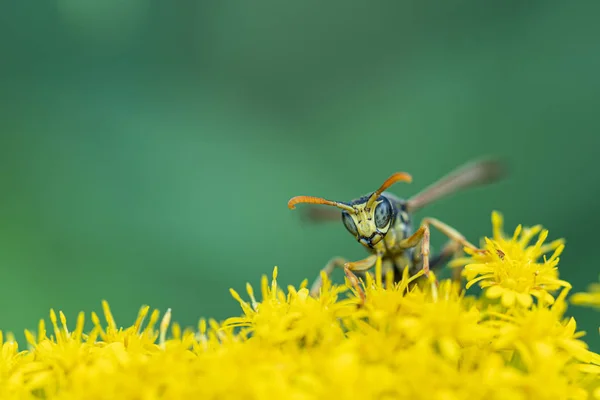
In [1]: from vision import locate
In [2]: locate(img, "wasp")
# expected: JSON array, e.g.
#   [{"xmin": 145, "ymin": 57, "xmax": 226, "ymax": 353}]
[{"xmin": 288, "ymin": 159, "xmax": 505, "ymax": 300}]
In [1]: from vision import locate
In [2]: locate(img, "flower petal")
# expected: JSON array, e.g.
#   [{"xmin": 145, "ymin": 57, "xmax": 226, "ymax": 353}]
[
  {"xmin": 501, "ymin": 290, "xmax": 516, "ymax": 308},
  {"xmin": 516, "ymin": 293, "xmax": 533, "ymax": 308},
  {"xmin": 485, "ymin": 285, "xmax": 504, "ymax": 299}
]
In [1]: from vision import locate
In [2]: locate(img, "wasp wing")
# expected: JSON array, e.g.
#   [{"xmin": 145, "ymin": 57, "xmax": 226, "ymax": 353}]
[
  {"xmin": 299, "ymin": 206, "xmax": 341, "ymax": 223},
  {"xmin": 406, "ymin": 158, "xmax": 506, "ymax": 212}
]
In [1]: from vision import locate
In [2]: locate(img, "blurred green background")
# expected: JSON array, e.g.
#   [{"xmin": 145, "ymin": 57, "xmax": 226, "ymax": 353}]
[{"xmin": 1, "ymin": 1, "xmax": 598, "ymax": 349}]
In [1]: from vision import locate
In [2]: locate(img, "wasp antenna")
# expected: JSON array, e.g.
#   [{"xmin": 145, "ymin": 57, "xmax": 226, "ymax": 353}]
[
  {"xmin": 366, "ymin": 172, "xmax": 412, "ymax": 209},
  {"xmin": 288, "ymin": 196, "xmax": 355, "ymax": 214}
]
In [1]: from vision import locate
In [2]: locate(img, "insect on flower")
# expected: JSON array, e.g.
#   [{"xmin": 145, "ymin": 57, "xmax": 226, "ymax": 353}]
[{"xmin": 288, "ymin": 159, "xmax": 506, "ymax": 301}]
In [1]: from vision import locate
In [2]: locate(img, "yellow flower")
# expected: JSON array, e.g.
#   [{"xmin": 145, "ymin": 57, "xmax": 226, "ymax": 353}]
[
  {"xmin": 451, "ymin": 211, "xmax": 571, "ymax": 308},
  {"xmin": 0, "ymin": 213, "xmax": 599, "ymax": 399},
  {"xmin": 487, "ymin": 289, "xmax": 600, "ymax": 368},
  {"xmin": 571, "ymin": 277, "xmax": 600, "ymax": 309},
  {"xmin": 354, "ymin": 265, "xmax": 495, "ymax": 364},
  {"xmin": 223, "ymin": 267, "xmax": 355, "ymax": 346}
]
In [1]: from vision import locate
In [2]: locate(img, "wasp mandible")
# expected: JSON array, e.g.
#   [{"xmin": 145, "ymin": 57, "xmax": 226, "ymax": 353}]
[{"xmin": 288, "ymin": 159, "xmax": 505, "ymax": 300}]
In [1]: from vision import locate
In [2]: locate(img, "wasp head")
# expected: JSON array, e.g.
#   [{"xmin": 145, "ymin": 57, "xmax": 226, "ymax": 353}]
[
  {"xmin": 288, "ymin": 172, "xmax": 411, "ymax": 249},
  {"xmin": 340, "ymin": 195, "xmax": 395, "ymax": 248}
]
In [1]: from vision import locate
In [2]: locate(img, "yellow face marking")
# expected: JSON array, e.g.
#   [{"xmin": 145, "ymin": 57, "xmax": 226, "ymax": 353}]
[{"xmin": 348, "ymin": 200, "xmax": 392, "ymax": 249}]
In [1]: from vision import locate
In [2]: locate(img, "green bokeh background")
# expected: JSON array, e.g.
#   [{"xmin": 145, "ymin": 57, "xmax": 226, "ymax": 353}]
[{"xmin": 1, "ymin": 1, "xmax": 598, "ymax": 350}]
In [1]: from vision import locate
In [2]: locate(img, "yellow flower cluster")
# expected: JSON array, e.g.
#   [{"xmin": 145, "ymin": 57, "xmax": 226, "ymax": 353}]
[{"xmin": 0, "ymin": 212, "xmax": 599, "ymax": 399}]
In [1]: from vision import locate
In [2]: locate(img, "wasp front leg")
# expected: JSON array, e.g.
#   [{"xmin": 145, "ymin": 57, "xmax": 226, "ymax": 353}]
[
  {"xmin": 342, "ymin": 254, "xmax": 380, "ymax": 302},
  {"xmin": 310, "ymin": 257, "xmax": 348, "ymax": 298},
  {"xmin": 309, "ymin": 254, "xmax": 380, "ymax": 301},
  {"xmin": 399, "ymin": 224, "xmax": 431, "ymax": 276}
]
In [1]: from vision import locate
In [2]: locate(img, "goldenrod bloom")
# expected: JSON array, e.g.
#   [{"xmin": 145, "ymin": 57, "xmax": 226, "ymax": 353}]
[
  {"xmin": 0, "ymin": 212, "xmax": 598, "ymax": 399},
  {"xmin": 452, "ymin": 211, "xmax": 571, "ymax": 308},
  {"xmin": 486, "ymin": 288, "xmax": 600, "ymax": 368}
]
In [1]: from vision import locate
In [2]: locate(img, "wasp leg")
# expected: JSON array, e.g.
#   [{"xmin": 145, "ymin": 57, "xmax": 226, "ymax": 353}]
[
  {"xmin": 414, "ymin": 217, "xmax": 482, "ymax": 277},
  {"xmin": 422, "ymin": 217, "xmax": 479, "ymax": 251},
  {"xmin": 309, "ymin": 257, "xmax": 348, "ymax": 298},
  {"xmin": 344, "ymin": 254, "xmax": 380, "ymax": 302},
  {"xmin": 398, "ymin": 225, "xmax": 431, "ymax": 276},
  {"xmin": 428, "ymin": 240, "xmax": 464, "ymax": 284}
]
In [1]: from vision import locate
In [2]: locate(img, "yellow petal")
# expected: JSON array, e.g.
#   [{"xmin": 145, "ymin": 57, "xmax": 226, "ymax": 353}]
[
  {"xmin": 486, "ymin": 285, "xmax": 504, "ymax": 299},
  {"xmin": 491, "ymin": 210, "xmax": 504, "ymax": 239},
  {"xmin": 545, "ymin": 242, "xmax": 565, "ymax": 261},
  {"xmin": 464, "ymin": 263, "xmax": 494, "ymax": 274},
  {"xmin": 466, "ymin": 274, "xmax": 492, "ymax": 290},
  {"xmin": 564, "ymin": 317, "xmax": 577, "ymax": 336},
  {"xmin": 448, "ymin": 257, "xmax": 471, "ymax": 268},
  {"xmin": 578, "ymin": 364, "xmax": 600, "ymax": 374},
  {"xmin": 512, "ymin": 224, "xmax": 522, "ymax": 241},
  {"xmin": 438, "ymin": 337, "xmax": 461, "ymax": 363},
  {"xmin": 533, "ymin": 342, "xmax": 555, "ymax": 359},
  {"xmin": 516, "ymin": 292, "xmax": 533, "ymax": 308},
  {"xmin": 561, "ymin": 339, "xmax": 594, "ymax": 363},
  {"xmin": 531, "ymin": 289, "xmax": 555, "ymax": 306},
  {"xmin": 501, "ymin": 290, "xmax": 516, "ymax": 308}
]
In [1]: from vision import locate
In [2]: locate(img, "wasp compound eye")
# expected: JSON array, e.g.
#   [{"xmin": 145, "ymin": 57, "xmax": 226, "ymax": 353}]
[
  {"xmin": 342, "ymin": 211, "xmax": 358, "ymax": 236},
  {"xmin": 374, "ymin": 197, "xmax": 392, "ymax": 229}
]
